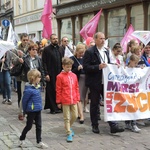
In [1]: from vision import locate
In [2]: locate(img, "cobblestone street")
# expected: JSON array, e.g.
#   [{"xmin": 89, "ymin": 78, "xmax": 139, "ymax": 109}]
[{"xmin": 0, "ymin": 91, "xmax": 150, "ymax": 150}]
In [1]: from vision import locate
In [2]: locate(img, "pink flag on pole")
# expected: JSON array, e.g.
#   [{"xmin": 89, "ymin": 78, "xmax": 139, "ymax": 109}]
[
  {"xmin": 41, "ymin": 0, "xmax": 52, "ymax": 39},
  {"xmin": 120, "ymin": 24, "xmax": 138, "ymax": 53},
  {"xmin": 80, "ymin": 9, "xmax": 102, "ymax": 40}
]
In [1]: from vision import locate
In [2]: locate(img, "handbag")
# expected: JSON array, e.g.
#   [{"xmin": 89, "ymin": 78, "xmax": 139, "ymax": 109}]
[{"xmin": 10, "ymin": 64, "xmax": 23, "ymax": 76}]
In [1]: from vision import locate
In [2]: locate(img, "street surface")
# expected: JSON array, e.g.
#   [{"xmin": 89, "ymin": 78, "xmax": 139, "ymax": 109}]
[{"xmin": 0, "ymin": 90, "xmax": 150, "ymax": 150}]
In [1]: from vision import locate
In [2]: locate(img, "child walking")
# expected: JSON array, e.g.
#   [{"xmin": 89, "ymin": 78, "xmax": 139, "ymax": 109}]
[
  {"xmin": 19, "ymin": 69, "xmax": 48, "ymax": 149},
  {"xmin": 125, "ymin": 54, "xmax": 141, "ymax": 132},
  {"xmin": 56, "ymin": 57, "xmax": 80, "ymax": 142}
]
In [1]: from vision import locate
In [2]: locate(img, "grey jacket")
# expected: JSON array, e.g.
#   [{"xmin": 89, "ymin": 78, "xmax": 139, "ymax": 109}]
[
  {"xmin": 0, "ymin": 51, "xmax": 12, "ymax": 71},
  {"xmin": 20, "ymin": 54, "xmax": 45, "ymax": 85}
]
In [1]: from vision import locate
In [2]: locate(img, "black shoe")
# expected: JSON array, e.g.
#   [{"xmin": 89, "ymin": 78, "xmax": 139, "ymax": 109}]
[
  {"xmin": 50, "ymin": 111, "xmax": 56, "ymax": 114},
  {"xmin": 110, "ymin": 125, "xmax": 124, "ymax": 134},
  {"xmin": 92, "ymin": 126, "xmax": 100, "ymax": 134},
  {"xmin": 79, "ymin": 120, "xmax": 84, "ymax": 124},
  {"xmin": 55, "ymin": 109, "xmax": 62, "ymax": 113}
]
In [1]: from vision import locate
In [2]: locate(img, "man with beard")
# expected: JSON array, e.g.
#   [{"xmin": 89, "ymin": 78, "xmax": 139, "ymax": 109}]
[{"xmin": 42, "ymin": 34, "xmax": 62, "ymax": 114}]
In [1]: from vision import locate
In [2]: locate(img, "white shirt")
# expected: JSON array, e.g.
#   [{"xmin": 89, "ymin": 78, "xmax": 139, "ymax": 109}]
[
  {"xmin": 97, "ymin": 47, "xmax": 108, "ymax": 63},
  {"xmin": 97, "ymin": 47, "xmax": 108, "ymax": 84}
]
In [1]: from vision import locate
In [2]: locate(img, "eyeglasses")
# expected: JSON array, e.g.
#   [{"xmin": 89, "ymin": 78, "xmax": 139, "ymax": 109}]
[{"xmin": 32, "ymin": 49, "xmax": 37, "ymax": 51}]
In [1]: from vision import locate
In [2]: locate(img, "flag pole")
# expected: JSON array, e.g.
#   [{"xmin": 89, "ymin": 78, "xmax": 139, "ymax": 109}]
[
  {"xmin": 0, "ymin": 54, "xmax": 5, "ymax": 72},
  {"xmin": 67, "ymin": 46, "xmax": 81, "ymax": 65},
  {"xmin": 73, "ymin": 56, "xmax": 81, "ymax": 66}
]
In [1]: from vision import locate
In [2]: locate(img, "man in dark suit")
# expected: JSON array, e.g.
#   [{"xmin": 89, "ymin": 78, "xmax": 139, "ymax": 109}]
[
  {"xmin": 83, "ymin": 32, "xmax": 124, "ymax": 134},
  {"xmin": 42, "ymin": 34, "xmax": 62, "ymax": 114}
]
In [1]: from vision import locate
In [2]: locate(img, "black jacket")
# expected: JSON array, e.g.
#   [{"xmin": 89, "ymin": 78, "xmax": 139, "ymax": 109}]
[
  {"xmin": 21, "ymin": 55, "xmax": 45, "ymax": 85},
  {"xmin": 70, "ymin": 56, "xmax": 84, "ymax": 81},
  {"xmin": 83, "ymin": 45, "xmax": 110, "ymax": 88}
]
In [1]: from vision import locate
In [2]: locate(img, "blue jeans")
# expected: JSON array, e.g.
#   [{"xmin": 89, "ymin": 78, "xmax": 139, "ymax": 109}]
[{"xmin": 0, "ymin": 70, "xmax": 11, "ymax": 99}]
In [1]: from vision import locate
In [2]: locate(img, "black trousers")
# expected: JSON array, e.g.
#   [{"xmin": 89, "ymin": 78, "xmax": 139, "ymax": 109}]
[
  {"xmin": 20, "ymin": 111, "xmax": 42, "ymax": 143},
  {"xmin": 44, "ymin": 81, "xmax": 58, "ymax": 112},
  {"xmin": 17, "ymin": 81, "xmax": 22, "ymax": 107},
  {"xmin": 89, "ymin": 84, "xmax": 116, "ymax": 127}
]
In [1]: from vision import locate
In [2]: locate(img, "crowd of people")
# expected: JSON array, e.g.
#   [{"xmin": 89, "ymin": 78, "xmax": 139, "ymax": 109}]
[{"xmin": 0, "ymin": 31, "xmax": 150, "ymax": 147}]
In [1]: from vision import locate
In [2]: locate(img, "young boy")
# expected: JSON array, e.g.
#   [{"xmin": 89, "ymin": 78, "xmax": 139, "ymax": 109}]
[
  {"xmin": 56, "ymin": 57, "xmax": 80, "ymax": 142},
  {"xmin": 19, "ymin": 69, "xmax": 48, "ymax": 149}
]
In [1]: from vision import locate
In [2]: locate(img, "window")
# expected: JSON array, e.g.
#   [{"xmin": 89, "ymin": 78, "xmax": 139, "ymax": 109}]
[
  {"xmin": 97, "ymin": 12, "xmax": 104, "ymax": 33},
  {"xmin": 61, "ymin": 18, "xmax": 72, "ymax": 40},
  {"xmin": 82, "ymin": 13, "xmax": 94, "ymax": 27},
  {"xmin": 34, "ymin": 0, "xmax": 37, "ymax": 9},
  {"xmin": 75, "ymin": 17, "xmax": 80, "ymax": 45},
  {"xmin": 107, "ymin": 8, "xmax": 126, "ymax": 48},
  {"xmin": 131, "ymin": 5, "xmax": 144, "ymax": 30}
]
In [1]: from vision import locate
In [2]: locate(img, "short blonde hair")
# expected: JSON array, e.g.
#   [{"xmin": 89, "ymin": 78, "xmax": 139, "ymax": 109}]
[
  {"xmin": 74, "ymin": 44, "xmax": 86, "ymax": 57},
  {"xmin": 131, "ymin": 46, "xmax": 141, "ymax": 54},
  {"xmin": 129, "ymin": 54, "xmax": 139, "ymax": 63},
  {"xmin": 62, "ymin": 57, "xmax": 74, "ymax": 65},
  {"xmin": 27, "ymin": 69, "xmax": 41, "ymax": 83}
]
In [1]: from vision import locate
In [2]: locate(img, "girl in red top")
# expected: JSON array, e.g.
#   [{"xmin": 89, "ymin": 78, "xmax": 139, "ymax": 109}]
[{"xmin": 56, "ymin": 57, "xmax": 80, "ymax": 142}]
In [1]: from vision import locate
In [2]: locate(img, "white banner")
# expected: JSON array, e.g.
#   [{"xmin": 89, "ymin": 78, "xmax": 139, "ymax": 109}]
[
  {"xmin": 0, "ymin": 40, "xmax": 15, "ymax": 59},
  {"xmin": 131, "ymin": 30, "xmax": 150, "ymax": 46},
  {"xmin": 103, "ymin": 64, "xmax": 150, "ymax": 121},
  {"xmin": 64, "ymin": 46, "xmax": 73, "ymax": 57}
]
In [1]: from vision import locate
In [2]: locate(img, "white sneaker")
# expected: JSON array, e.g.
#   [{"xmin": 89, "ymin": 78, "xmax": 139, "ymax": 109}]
[
  {"xmin": 2, "ymin": 99, "xmax": 7, "ymax": 104},
  {"xmin": 36, "ymin": 142, "xmax": 48, "ymax": 149},
  {"xmin": 19, "ymin": 140, "xmax": 27, "ymax": 148},
  {"xmin": 131, "ymin": 125, "xmax": 141, "ymax": 133},
  {"xmin": 84, "ymin": 107, "xmax": 89, "ymax": 113},
  {"xmin": 125, "ymin": 123, "xmax": 132, "ymax": 130},
  {"xmin": 7, "ymin": 99, "xmax": 12, "ymax": 105}
]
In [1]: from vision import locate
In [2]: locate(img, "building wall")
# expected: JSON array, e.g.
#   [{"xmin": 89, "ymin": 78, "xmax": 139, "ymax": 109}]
[
  {"xmin": 0, "ymin": 0, "xmax": 14, "ymax": 40},
  {"xmin": 13, "ymin": 0, "xmax": 58, "ymax": 41},
  {"xmin": 149, "ymin": 5, "xmax": 150, "ymax": 29},
  {"xmin": 55, "ymin": 0, "xmax": 150, "ymax": 47}
]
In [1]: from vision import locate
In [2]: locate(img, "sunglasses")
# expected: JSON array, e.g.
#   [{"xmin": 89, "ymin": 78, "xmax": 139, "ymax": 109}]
[{"xmin": 23, "ymin": 39, "xmax": 28, "ymax": 41}]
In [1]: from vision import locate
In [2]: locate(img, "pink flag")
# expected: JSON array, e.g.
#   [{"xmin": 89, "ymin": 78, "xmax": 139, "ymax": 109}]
[
  {"xmin": 121, "ymin": 24, "xmax": 138, "ymax": 53},
  {"xmin": 41, "ymin": 0, "xmax": 52, "ymax": 39},
  {"xmin": 80, "ymin": 9, "xmax": 102, "ymax": 40}
]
